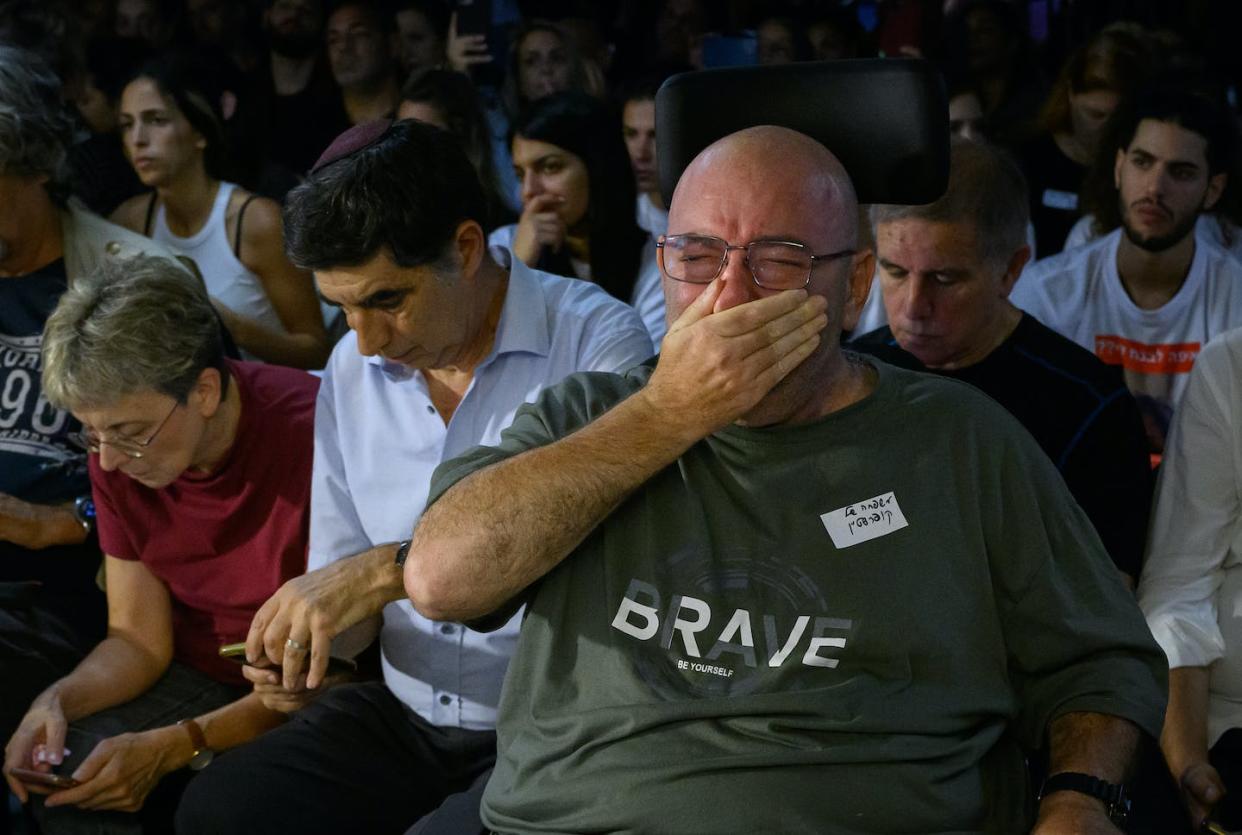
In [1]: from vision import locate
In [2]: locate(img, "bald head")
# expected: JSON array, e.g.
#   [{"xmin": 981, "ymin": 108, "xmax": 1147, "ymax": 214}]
[
  {"xmin": 659, "ymin": 125, "xmax": 875, "ymax": 426},
  {"xmin": 670, "ymin": 126, "xmax": 859, "ymax": 247}
]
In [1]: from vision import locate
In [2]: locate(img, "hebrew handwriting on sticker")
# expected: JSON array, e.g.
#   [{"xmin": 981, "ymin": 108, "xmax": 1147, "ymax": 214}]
[{"xmin": 820, "ymin": 492, "xmax": 909, "ymax": 549}]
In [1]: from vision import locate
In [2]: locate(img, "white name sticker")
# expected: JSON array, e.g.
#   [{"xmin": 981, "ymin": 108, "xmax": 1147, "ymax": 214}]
[{"xmin": 820, "ymin": 492, "xmax": 909, "ymax": 549}]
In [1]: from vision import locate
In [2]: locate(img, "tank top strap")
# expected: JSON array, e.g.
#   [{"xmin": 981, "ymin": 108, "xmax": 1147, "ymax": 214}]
[
  {"xmin": 143, "ymin": 192, "xmax": 157, "ymax": 236},
  {"xmin": 209, "ymin": 182, "xmax": 236, "ymax": 231},
  {"xmin": 152, "ymin": 181, "xmax": 236, "ymax": 248}
]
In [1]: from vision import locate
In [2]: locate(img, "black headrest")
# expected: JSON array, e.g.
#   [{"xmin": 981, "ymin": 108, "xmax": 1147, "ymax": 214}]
[{"xmin": 656, "ymin": 59, "xmax": 949, "ymax": 207}]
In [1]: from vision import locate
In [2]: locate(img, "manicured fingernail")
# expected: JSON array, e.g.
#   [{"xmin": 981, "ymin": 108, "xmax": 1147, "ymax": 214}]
[{"xmin": 34, "ymin": 750, "xmax": 46, "ymax": 763}]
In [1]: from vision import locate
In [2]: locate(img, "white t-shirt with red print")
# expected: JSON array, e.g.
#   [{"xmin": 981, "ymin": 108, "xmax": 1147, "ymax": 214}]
[{"xmin": 1011, "ymin": 228, "xmax": 1242, "ymax": 453}]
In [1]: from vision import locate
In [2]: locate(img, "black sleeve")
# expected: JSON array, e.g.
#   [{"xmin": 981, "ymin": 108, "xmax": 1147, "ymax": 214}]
[{"xmin": 1059, "ymin": 385, "xmax": 1154, "ymax": 579}]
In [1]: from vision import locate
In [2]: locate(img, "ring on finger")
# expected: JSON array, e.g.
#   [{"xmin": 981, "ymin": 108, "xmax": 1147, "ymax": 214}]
[{"xmin": 285, "ymin": 637, "xmax": 307, "ymax": 653}]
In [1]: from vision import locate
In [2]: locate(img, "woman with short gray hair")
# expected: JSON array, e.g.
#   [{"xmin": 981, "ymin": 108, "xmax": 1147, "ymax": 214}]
[
  {"xmin": 5, "ymin": 254, "xmax": 322, "ymax": 834},
  {"xmin": 42, "ymin": 254, "xmax": 228, "ymax": 415}
]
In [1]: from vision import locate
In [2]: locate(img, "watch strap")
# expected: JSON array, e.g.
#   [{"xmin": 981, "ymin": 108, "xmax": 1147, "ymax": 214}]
[
  {"xmin": 1039, "ymin": 771, "xmax": 1129, "ymax": 824},
  {"xmin": 394, "ymin": 539, "xmax": 412, "ymax": 567},
  {"xmin": 177, "ymin": 717, "xmax": 212, "ymax": 770}
]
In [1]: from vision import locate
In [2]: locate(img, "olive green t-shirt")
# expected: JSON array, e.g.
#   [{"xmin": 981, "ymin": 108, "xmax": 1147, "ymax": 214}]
[{"xmin": 428, "ymin": 359, "xmax": 1167, "ymax": 835}]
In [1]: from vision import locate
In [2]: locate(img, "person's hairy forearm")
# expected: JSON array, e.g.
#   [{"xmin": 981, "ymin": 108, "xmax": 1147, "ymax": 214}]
[
  {"xmin": 407, "ymin": 389, "xmax": 696, "ymax": 622},
  {"xmin": 407, "ymin": 283, "xmax": 829, "ymax": 622},
  {"xmin": 1047, "ymin": 711, "xmax": 1142, "ymax": 782},
  {"xmin": 40, "ymin": 635, "xmax": 168, "ymax": 722}
]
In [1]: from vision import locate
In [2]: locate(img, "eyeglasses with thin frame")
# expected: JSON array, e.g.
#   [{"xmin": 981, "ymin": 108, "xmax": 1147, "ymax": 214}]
[
  {"xmin": 656, "ymin": 234, "xmax": 857, "ymax": 290},
  {"xmin": 70, "ymin": 400, "xmax": 180, "ymax": 459}
]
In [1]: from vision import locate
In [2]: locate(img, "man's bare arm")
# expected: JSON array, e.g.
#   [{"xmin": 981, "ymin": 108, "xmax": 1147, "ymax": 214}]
[
  {"xmin": 1033, "ymin": 711, "xmax": 1142, "ymax": 833},
  {"xmin": 406, "ymin": 280, "xmax": 828, "ymax": 623}
]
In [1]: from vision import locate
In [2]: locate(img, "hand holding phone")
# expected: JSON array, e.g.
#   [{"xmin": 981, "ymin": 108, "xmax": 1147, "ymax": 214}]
[
  {"xmin": 3, "ymin": 695, "xmax": 71, "ymax": 803},
  {"xmin": 8, "ymin": 766, "xmax": 79, "ymax": 791},
  {"xmin": 447, "ymin": 8, "xmax": 492, "ymax": 75},
  {"xmin": 218, "ymin": 642, "xmax": 357, "ymax": 677}
]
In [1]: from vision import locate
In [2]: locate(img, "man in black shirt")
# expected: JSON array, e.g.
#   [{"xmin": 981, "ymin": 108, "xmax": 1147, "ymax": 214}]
[
  {"xmin": 0, "ymin": 46, "xmax": 191, "ymax": 748},
  {"xmin": 259, "ymin": 0, "xmax": 350, "ymax": 179},
  {"xmin": 854, "ymin": 137, "xmax": 1152, "ymax": 586}
]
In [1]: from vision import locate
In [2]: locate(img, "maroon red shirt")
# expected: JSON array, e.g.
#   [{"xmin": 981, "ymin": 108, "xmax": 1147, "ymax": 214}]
[{"xmin": 91, "ymin": 360, "xmax": 318, "ymax": 685}]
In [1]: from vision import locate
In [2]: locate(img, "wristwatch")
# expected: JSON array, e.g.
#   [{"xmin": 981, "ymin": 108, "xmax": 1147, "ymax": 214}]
[
  {"xmin": 72, "ymin": 495, "xmax": 95, "ymax": 534},
  {"xmin": 177, "ymin": 718, "xmax": 213, "ymax": 771},
  {"xmin": 394, "ymin": 539, "xmax": 412, "ymax": 567},
  {"xmin": 1038, "ymin": 772, "xmax": 1130, "ymax": 827}
]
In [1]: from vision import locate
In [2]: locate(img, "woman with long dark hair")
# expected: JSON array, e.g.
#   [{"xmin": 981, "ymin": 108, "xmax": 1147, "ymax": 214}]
[
  {"xmin": 110, "ymin": 54, "xmax": 329, "ymax": 369},
  {"xmin": 490, "ymin": 91, "xmax": 664, "ymax": 347}
]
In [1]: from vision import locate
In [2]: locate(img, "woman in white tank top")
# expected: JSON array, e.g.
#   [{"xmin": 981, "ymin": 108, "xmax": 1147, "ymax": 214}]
[{"xmin": 110, "ymin": 55, "xmax": 329, "ymax": 369}]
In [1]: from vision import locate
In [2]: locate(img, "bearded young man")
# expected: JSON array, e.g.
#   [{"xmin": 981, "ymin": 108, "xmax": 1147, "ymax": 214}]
[{"xmin": 1012, "ymin": 84, "xmax": 1242, "ymax": 456}]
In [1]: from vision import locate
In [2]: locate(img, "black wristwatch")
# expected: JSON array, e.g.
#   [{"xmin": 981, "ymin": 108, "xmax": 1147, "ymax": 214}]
[
  {"xmin": 394, "ymin": 539, "xmax": 412, "ymax": 567},
  {"xmin": 1039, "ymin": 772, "xmax": 1130, "ymax": 827},
  {"xmin": 73, "ymin": 495, "xmax": 96, "ymax": 534}
]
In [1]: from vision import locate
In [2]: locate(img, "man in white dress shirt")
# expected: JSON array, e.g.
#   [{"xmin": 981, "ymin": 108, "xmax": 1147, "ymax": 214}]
[{"xmin": 175, "ymin": 119, "xmax": 652, "ymax": 834}]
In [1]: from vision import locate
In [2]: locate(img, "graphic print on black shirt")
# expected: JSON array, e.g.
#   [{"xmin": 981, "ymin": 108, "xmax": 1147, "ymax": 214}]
[{"xmin": 0, "ymin": 258, "xmax": 88, "ymax": 503}]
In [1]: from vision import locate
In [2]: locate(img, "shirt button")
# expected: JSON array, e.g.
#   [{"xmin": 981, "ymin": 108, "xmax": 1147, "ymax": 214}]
[
  {"xmin": 439, "ymin": 694, "xmax": 452, "ymax": 706},
  {"xmin": 105, "ymin": 241, "xmax": 122, "ymax": 255},
  {"xmin": 440, "ymin": 624, "xmax": 455, "ymax": 635}
]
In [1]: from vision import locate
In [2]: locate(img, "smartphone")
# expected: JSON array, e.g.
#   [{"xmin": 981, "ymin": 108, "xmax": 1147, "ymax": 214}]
[
  {"xmin": 8, "ymin": 767, "xmax": 79, "ymax": 789},
  {"xmin": 455, "ymin": 0, "xmax": 502, "ymax": 88},
  {"xmin": 455, "ymin": 0, "xmax": 490, "ymax": 37},
  {"xmin": 1206, "ymin": 821, "xmax": 1242, "ymax": 835},
  {"xmin": 218, "ymin": 642, "xmax": 357, "ymax": 677}
]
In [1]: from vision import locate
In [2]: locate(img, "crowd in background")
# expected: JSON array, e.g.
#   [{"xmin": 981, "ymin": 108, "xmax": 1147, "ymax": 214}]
[{"xmin": 11, "ymin": 0, "xmax": 1242, "ymax": 246}]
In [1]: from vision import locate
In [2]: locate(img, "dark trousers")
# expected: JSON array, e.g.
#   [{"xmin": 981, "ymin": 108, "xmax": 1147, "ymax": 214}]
[
  {"xmin": 28, "ymin": 663, "xmax": 240, "ymax": 835},
  {"xmin": 406, "ymin": 768, "xmax": 491, "ymax": 835},
  {"xmin": 0, "ymin": 585, "xmax": 94, "ymax": 745},
  {"xmin": 174, "ymin": 681, "xmax": 496, "ymax": 835}
]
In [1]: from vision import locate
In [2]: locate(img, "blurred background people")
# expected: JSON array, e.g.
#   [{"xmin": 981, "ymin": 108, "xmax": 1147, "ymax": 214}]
[
  {"xmin": 110, "ymin": 54, "xmax": 330, "ymax": 369},
  {"xmin": 393, "ymin": 0, "xmax": 448, "ymax": 78},
  {"xmin": 257, "ymin": 0, "xmax": 350, "ymax": 184},
  {"xmin": 326, "ymin": 0, "xmax": 401, "ymax": 125},
  {"xmin": 491, "ymin": 91, "xmax": 662, "ymax": 349},
  {"xmin": 112, "ymin": 0, "xmax": 177, "ymax": 49},
  {"xmin": 755, "ymin": 15, "xmax": 811, "ymax": 65},
  {"xmin": 1018, "ymin": 23, "xmax": 1152, "ymax": 256},
  {"xmin": 947, "ymin": 79, "xmax": 988, "ymax": 140},
  {"xmin": 397, "ymin": 68, "xmax": 514, "ymax": 229},
  {"xmin": 942, "ymin": 0, "xmax": 1048, "ymax": 147},
  {"xmin": 620, "ymin": 76, "xmax": 667, "ymax": 239},
  {"xmin": 501, "ymin": 20, "xmax": 600, "ymax": 125}
]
